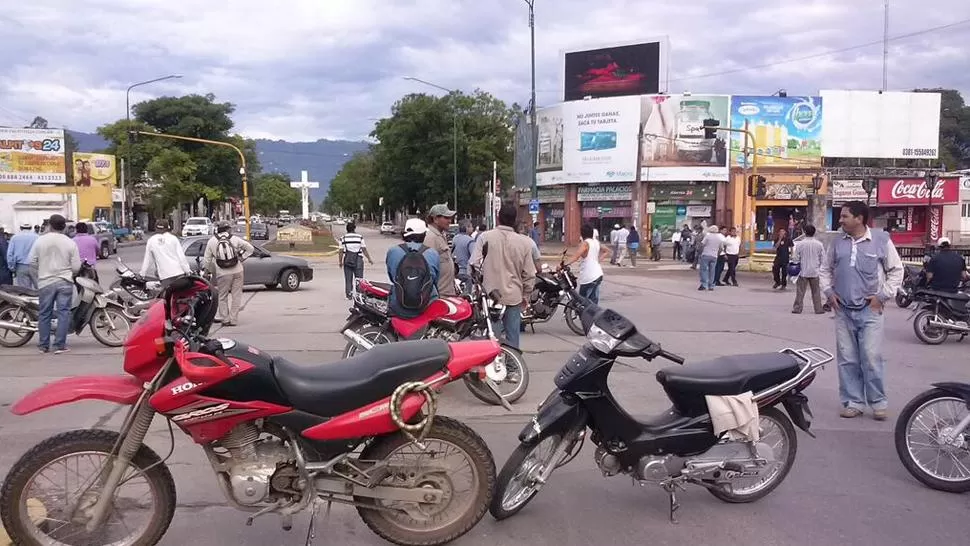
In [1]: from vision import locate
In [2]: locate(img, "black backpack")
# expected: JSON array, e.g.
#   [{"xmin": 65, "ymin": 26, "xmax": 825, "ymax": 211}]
[
  {"xmin": 215, "ymin": 233, "xmax": 239, "ymax": 269},
  {"xmin": 394, "ymin": 244, "xmax": 433, "ymax": 312}
]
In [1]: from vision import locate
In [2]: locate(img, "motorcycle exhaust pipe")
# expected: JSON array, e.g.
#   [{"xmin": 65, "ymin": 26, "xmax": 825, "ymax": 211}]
[
  {"xmin": 0, "ymin": 320, "xmax": 37, "ymax": 334},
  {"xmin": 342, "ymin": 328, "xmax": 375, "ymax": 350},
  {"xmin": 928, "ymin": 319, "xmax": 970, "ymax": 333}
]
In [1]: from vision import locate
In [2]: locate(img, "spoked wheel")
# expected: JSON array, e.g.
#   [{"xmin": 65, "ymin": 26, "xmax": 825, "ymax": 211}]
[
  {"xmin": 563, "ymin": 305, "xmax": 584, "ymax": 336},
  {"xmin": 896, "ymin": 292, "xmax": 913, "ymax": 308},
  {"xmin": 894, "ymin": 388, "xmax": 970, "ymax": 493},
  {"xmin": 490, "ymin": 431, "xmax": 576, "ymax": 520},
  {"xmin": 355, "ymin": 416, "xmax": 495, "ymax": 546},
  {"xmin": 0, "ymin": 429, "xmax": 176, "ymax": 546},
  {"xmin": 0, "ymin": 305, "xmax": 34, "ymax": 348},
  {"xmin": 913, "ymin": 310, "xmax": 948, "ymax": 345},
  {"xmin": 462, "ymin": 345, "xmax": 530, "ymax": 405},
  {"xmin": 89, "ymin": 307, "xmax": 132, "ymax": 347},
  {"xmin": 342, "ymin": 325, "xmax": 395, "ymax": 358},
  {"xmin": 707, "ymin": 406, "xmax": 798, "ymax": 503}
]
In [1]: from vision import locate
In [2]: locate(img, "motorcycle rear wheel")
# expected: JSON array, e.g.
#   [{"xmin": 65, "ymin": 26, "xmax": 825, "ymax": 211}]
[
  {"xmin": 895, "ymin": 388, "xmax": 970, "ymax": 493},
  {"xmin": 462, "ymin": 345, "xmax": 530, "ymax": 405},
  {"xmin": 913, "ymin": 310, "xmax": 948, "ymax": 345},
  {"xmin": 355, "ymin": 416, "xmax": 495, "ymax": 546},
  {"xmin": 0, "ymin": 429, "xmax": 176, "ymax": 546},
  {"xmin": 0, "ymin": 304, "xmax": 34, "ymax": 348},
  {"xmin": 342, "ymin": 324, "xmax": 395, "ymax": 358}
]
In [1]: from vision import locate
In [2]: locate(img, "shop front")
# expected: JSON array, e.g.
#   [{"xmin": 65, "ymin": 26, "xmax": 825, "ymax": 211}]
[
  {"xmin": 874, "ymin": 177, "xmax": 959, "ymax": 246},
  {"xmin": 518, "ymin": 186, "xmax": 567, "ymax": 242},
  {"xmin": 829, "ymin": 179, "xmax": 873, "ymax": 230},
  {"xmin": 648, "ymin": 182, "xmax": 717, "ymax": 240},
  {"xmin": 577, "ymin": 183, "xmax": 633, "ymax": 241},
  {"xmin": 751, "ymin": 172, "xmax": 816, "ymax": 251}
]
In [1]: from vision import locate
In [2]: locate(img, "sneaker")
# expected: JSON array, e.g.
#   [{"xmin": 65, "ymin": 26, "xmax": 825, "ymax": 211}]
[
  {"xmin": 872, "ymin": 409, "xmax": 888, "ymax": 421},
  {"xmin": 698, "ymin": 286, "xmax": 705, "ymax": 291},
  {"xmin": 38, "ymin": 347, "xmax": 49, "ymax": 354},
  {"xmin": 792, "ymin": 309, "xmax": 802, "ymax": 314},
  {"xmin": 54, "ymin": 348, "xmax": 70, "ymax": 355},
  {"xmin": 840, "ymin": 407, "xmax": 863, "ymax": 418}
]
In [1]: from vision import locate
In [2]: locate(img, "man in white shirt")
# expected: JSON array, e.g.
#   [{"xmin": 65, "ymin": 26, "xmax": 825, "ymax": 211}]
[
  {"xmin": 720, "ymin": 227, "xmax": 742, "ymax": 286},
  {"xmin": 614, "ymin": 225, "xmax": 630, "ymax": 266},
  {"xmin": 140, "ymin": 219, "xmax": 192, "ymax": 288},
  {"xmin": 609, "ymin": 225, "xmax": 620, "ymax": 264},
  {"xmin": 671, "ymin": 229, "xmax": 683, "ymax": 261}
]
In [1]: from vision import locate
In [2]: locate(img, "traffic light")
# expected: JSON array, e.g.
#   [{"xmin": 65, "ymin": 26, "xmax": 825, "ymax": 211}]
[
  {"xmin": 703, "ymin": 119, "xmax": 720, "ymax": 139},
  {"xmin": 747, "ymin": 175, "xmax": 767, "ymax": 198},
  {"xmin": 127, "ymin": 130, "xmax": 139, "ymax": 143}
]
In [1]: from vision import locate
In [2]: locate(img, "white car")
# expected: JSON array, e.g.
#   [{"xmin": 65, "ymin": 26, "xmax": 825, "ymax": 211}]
[
  {"xmin": 334, "ymin": 218, "xmax": 346, "ymax": 225},
  {"xmin": 379, "ymin": 222, "xmax": 396, "ymax": 235},
  {"xmin": 181, "ymin": 217, "xmax": 213, "ymax": 237}
]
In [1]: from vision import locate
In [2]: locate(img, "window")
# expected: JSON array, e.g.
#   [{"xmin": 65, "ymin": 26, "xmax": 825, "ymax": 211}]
[
  {"xmin": 962, "ymin": 203, "xmax": 970, "ymax": 218},
  {"xmin": 185, "ymin": 241, "xmax": 205, "ymax": 256}
]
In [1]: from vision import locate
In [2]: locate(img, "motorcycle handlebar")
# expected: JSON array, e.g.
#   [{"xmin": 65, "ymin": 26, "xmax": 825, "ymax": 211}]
[{"xmin": 658, "ymin": 350, "xmax": 685, "ymax": 365}]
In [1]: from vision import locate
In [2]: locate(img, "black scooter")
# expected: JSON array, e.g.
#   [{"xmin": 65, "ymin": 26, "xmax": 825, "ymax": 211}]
[{"xmin": 490, "ymin": 297, "xmax": 833, "ymax": 523}]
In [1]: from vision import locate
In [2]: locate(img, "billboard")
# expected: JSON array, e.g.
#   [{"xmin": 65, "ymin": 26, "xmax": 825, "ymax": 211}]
[
  {"xmin": 562, "ymin": 38, "xmax": 667, "ymax": 101},
  {"xmin": 72, "ymin": 153, "xmax": 117, "ymax": 187},
  {"xmin": 535, "ymin": 104, "xmax": 565, "ymax": 186},
  {"xmin": 0, "ymin": 128, "xmax": 67, "ymax": 184},
  {"xmin": 640, "ymin": 94, "xmax": 730, "ymax": 181},
  {"xmin": 830, "ymin": 180, "xmax": 872, "ymax": 204},
  {"xmin": 821, "ymin": 90, "xmax": 941, "ymax": 159},
  {"xmin": 560, "ymin": 95, "xmax": 640, "ymax": 183},
  {"xmin": 876, "ymin": 177, "xmax": 959, "ymax": 206},
  {"xmin": 729, "ymin": 96, "xmax": 822, "ymax": 168}
]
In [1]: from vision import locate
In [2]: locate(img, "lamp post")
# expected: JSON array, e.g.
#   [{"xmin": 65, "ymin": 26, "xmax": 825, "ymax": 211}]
[
  {"xmin": 403, "ymin": 77, "xmax": 459, "ymax": 211},
  {"xmin": 924, "ymin": 170, "xmax": 940, "ymax": 244},
  {"xmin": 811, "ymin": 173, "xmax": 824, "ymax": 194},
  {"xmin": 124, "ymin": 74, "xmax": 182, "ymax": 227},
  {"xmin": 861, "ymin": 177, "xmax": 877, "ymax": 207},
  {"xmin": 524, "ymin": 0, "xmax": 537, "ymax": 201}
]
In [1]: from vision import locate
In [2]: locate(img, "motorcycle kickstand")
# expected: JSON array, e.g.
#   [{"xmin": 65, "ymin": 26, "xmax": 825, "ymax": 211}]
[
  {"xmin": 662, "ymin": 482, "xmax": 686, "ymax": 524},
  {"xmin": 304, "ymin": 498, "xmax": 331, "ymax": 546}
]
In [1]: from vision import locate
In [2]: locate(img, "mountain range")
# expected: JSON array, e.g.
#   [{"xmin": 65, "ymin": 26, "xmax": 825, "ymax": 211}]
[{"xmin": 68, "ymin": 130, "xmax": 369, "ymax": 203}]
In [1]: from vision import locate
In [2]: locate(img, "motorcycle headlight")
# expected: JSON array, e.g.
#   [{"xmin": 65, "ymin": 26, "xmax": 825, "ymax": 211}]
[{"xmin": 587, "ymin": 324, "xmax": 620, "ymax": 354}]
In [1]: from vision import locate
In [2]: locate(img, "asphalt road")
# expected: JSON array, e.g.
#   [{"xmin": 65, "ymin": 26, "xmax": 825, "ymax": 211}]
[{"xmin": 1, "ymin": 225, "xmax": 968, "ymax": 545}]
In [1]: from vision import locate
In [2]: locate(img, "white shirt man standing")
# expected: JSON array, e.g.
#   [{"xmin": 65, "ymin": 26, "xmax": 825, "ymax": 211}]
[
  {"xmin": 203, "ymin": 222, "xmax": 254, "ymax": 326},
  {"xmin": 614, "ymin": 225, "xmax": 630, "ymax": 266},
  {"xmin": 140, "ymin": 219, "xmax": 192, "ymax": 287}
]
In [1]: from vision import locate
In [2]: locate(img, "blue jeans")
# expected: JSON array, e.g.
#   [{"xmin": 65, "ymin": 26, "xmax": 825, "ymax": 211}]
[
  {"xmin": 835, "ymin": 305, "xmax": 887, "ymax": 411},
  {"xmin": 579, "ymin": 276, "xmax": 603, "ymax": 304},
  {"xmin": 698, "ymin": 255, "xmax": 717, "ymax": 289},
  {"xmin": 499, "ymin": 304, "xmax": 522, "ymax": 350},
  {"xmin": 38, "ymin": 280, "xmax": 74, "ymax": 351},
  {"xmin": 14, "ymin": 264, "xmax": 36, "ymax": 289}
]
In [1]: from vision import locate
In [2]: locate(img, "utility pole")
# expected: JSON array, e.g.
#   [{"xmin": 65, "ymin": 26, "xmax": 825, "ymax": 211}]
[
  {"xmin": 525, "ymin": 0, "xmax": 538, "ymax": 201},
  {"xmin": 882, "ymin": 0, "xmax": 889, "ymax": 91}
]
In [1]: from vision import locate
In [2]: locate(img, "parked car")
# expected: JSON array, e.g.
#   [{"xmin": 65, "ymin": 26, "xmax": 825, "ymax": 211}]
[
  {"xmin": 334, "ymin": 218, "xmax": 346, "ymax": 226},
  {"xmin": 379, "ymin": 221, "xmax": 397, "ymax": 235},
  {"xmin": 64, "ymin": 221, "xmax": 118, "ymax": 259},
  {"xmin": 249, "ymin": 222, "xmax": 270, "ymax": 240},
  {"xmin": 180, "ymin": 236, "xmax": 313, "ymax": 291},
  {"xmin": 181, "ymin": 217, "xmax": 213, "ymax": 237},
  {"xmin": 93, "ymin": 220, "xmax": 130, "ymax": 241}
]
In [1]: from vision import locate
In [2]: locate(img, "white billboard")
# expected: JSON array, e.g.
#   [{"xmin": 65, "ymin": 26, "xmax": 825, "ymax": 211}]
[
  {"xmin": 820, "ymin": 90, "xmax": 941, "ymax": 159},
  {"xmin": 0, "ymin": 127, "xmax": 67, "ymax": 184},
  {"xmin": 560, "ymin": 95, "xmax": 640, "ymax": 183}
]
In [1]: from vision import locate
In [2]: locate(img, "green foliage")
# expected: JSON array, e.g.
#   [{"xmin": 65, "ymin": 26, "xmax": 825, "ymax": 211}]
[
  {"xmin": 326, "ymin": 90, "xmax": 514, "ymax": 216},
  {"xmin": 250, "ymin": 173, "xmax": 302, "ymax": 215}
]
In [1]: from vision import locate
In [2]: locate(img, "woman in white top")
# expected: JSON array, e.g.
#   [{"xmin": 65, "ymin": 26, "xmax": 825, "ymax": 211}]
[{"xmin": 564, "ymin": 224, "xmax": 611, "ymax": 304}]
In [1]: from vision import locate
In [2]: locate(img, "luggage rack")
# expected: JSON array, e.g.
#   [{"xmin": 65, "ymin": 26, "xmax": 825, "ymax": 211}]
[
  {"xmin": 781, "ymin": 347, "xmax": 834, "ymax": 368},
  {"xmin": 351, "ymin": 280, "xmax": 389, "ymax": 315}
]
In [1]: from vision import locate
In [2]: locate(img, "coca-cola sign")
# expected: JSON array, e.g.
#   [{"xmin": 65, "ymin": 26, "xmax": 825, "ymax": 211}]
[{"xmin": 876, "ymin": 177, "xmax": 959, "ymax": 206}]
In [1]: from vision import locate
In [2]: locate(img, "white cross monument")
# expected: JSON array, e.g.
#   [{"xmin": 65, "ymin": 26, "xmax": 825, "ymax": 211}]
[{"xmin": 290, "ymin": 170, "xmax": 320, "ymax": 220}]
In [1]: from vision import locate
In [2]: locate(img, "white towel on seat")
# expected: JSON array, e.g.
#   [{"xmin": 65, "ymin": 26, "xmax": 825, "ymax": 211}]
[{"xmin": 705, "ymin": 392, "xmax": 760, "ymax": 442}]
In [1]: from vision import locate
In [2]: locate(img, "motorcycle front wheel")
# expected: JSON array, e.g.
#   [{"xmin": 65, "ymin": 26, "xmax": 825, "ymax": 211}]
[
  {"xmin": 490, "ymin": 432, "xmax": 572, "ymax": 520},
  {"xmin": 462, "ymin": 345, "xmax": 530, "ymax": 405},
  {"xmin": 895, "ymin": 291, "xmax": 913, "ymax": 308},
  {"xmin": 913, "ymin": 310, "xmax": 948, "ymax": 345},
  {"xmin": 895, "ymin": 388, "xmax": 970, "ymax": 493},
  {"xmin": 89, "ymin": 307, "xmax": 132, "ymax": 347},
  {"xmin": 0, "ymin": 304, "xmax": 34, "ymax": 348},
  {"xmin": 342, "ymin": 324, "xmax": 395, "ymax": 358},
  {"xmin": 0, "ymin": 429, "xmax": 176, "ymax": 546},
  {"xmin": 563, "ymin": 304, "xmax": 584, "ymax": 336}
]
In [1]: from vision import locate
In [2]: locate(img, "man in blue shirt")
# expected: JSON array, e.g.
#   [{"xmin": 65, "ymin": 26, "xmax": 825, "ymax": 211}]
[
  {"xmin": 451, "ymin": 221, "xmax": 474, "ymax": 290},
  {"xmin": 385, "ymin": 218, "xmax": 441, "ymax": 318},
  {"xmin": 7, "ymin": 223, "xmax": 39, "ymax": 288}
]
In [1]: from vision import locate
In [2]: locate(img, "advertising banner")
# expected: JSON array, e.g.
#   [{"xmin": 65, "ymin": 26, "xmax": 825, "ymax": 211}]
[
  {"xmin": 536, "ymin": 104, "xmax": 565, "ymax": 186},
  {"xmin": 876, "ymin": 177, "xmax": 959, "ymax": 206},
  {"xmin": 72, "ymin": 153, "xmax": 117, "ymax": 187},
  {"xmin": 821, "ymin": 90, "xmax": 942, "ymax": 159},
  {"xmin": 649, "ymin": 182, "xmax": 716, "ymax": 201},
  {"xmin": 561, "ymin": 96, "xmax": 640, "ymax": 183},
  {"xmin": 729, "ymin": 96, "xmax": 822, "ymax": 168},
  {"xmin": 562, "ymin": 38, "xmax": 666, "ymax": 101},
  {"xmin": 0, "ymin": 128, "xmax": 67, "ymax": 184},
  {"xmin": 763, "ymin": 184, "xmax": 809, "ymax": 200},
  {"xmin": 577, "ymin": 183, "xmax": 632, "ymax": 201},
  {"xmin": 640, "ymin": 94, "xmax": 730, "ymax": 181},
  {"xmin": 830, "ymin": 180, "xmax": 873, "ymax": 204}
]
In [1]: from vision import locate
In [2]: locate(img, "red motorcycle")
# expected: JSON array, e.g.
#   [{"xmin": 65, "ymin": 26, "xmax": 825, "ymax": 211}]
[
  {"xmin": 342, "ymin": 277, "xmax": 530, "ymax": 406},
  {"xmin": 0, "ymin": 276, "xmax": 501, "ymax": 546}
]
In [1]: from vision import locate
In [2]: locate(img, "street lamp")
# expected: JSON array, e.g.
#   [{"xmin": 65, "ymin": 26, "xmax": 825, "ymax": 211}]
[
  {"xmin": 524, "ymin": 0, "xmax": 537, "ymax": 201},
  {"xmin": 124, "ymin": 74, "xmax": 182, "ymax": 226},
  {"xmin": 811, "ymin": 172, "xmax": 824, "ymax": 193},
  {"xmin": 403, "ymin": 76, "xmax": 459, "ymax": 211},
  {"xmin": 924, "ymin": 170, "xmax": 940, "ymax": 244},
  {"xmin": 862, "ymin": 177, "xmax": 877, "ymax": 206}
]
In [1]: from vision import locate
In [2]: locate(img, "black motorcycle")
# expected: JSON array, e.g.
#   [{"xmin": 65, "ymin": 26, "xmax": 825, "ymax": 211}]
[
  {"xmin": 489, "ymin": 298, "xmax": 833, "ymax": 522},
  {"xmin": 105, "ymin": 259, "xmax": 162, "ymax": 320},
  {"xmin": 521, "ymin": 258, "xmax": 584, "ymax": 336},
  {"xmin": 894, "ymin": 382, "xmax": 970, "ymax": 492},
  {"xmin": 910, "ymin": 286, "xmax": 970, "ymax": 345},
  {"xmin": 895, "ymin": 264, "xmax": 927, "ymax": 308}
]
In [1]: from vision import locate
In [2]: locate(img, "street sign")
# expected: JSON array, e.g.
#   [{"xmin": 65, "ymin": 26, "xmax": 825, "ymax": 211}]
[{"xmin": 528, "ymin": 199, "xmax": 540, "ymax": 214}]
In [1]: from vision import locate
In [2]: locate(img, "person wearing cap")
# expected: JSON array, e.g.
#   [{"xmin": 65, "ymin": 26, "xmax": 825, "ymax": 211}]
[
  {"xmin": 0, "ymin": 225, "xmax": 11, "ymax": 286},
  {"xmin": 7, "ymin": 223, "xmax": 39, "ymax": 288},
  {"xmin": 425, "ymin": 204, "xmax": 457, "ymax": 296},
  {"xmin": 608, "ymin": 224, "xmax": 620, "ymax": 264},
  {"xmin": 203, "ymin": 222, "xmax": 255, "ymax": 326},
  {"xmin": 385, "ymin": 218, "xmax": 441, "ymax": 318},
  {"xmin": 29, "ymin": 214, "xmax": 81, "ymax": 354},
  {"xmin": 140, "ymin": 218, "xmax": 192, "ymax": 287},
  {"xmin": 925, "ymin": 236, "xmax": 968, "ymax": 293},
  {"xmin": 338, "ymin": 222, "xmax": 373, "ymax": 300}
]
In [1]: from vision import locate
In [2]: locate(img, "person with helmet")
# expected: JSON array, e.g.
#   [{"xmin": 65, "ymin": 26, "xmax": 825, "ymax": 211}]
[
  {"xmin": 385, "ymin": 219, "xmax": 441, "ymax": 319},
  {"xmin": 925, "ymin": 237, "xmax": 969, "ymax": 293},
  {"xmin": 7, "ymin": 223, "xmax": 39, "ymax": 288},
  {"xmin": 203, "ymin": 222, "xmax": 254, "ymax": 326}
]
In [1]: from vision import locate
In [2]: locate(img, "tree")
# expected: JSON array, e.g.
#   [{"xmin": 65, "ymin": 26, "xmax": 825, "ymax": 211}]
[
  {"xmin": 29, "ymin": 116, "xmax": 48, "ymax": 129},
  {"xmin": 144, "ymin": 148, "xmax": 223, "ymax": 217},
  {"xmin": 250, "ymin": 173, "xmax": 301, "ymax": 215},
  {"xmin": 326, "ymin": 151, "xmax": 378, "ymax": 215}
]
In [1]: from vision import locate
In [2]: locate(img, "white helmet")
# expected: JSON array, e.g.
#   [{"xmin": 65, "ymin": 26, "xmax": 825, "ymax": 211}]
[
  {"xmin": 937, "ymin": 236, "xmax": 951, "ymax": 246},
  {"xmin": 404, "ymin": 218, "xmax": 427, "ymax": 236}
]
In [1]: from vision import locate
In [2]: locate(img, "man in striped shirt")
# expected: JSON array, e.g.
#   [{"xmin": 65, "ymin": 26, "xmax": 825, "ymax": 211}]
[{"xmin": 338, "ymin": 222, "xmax": 373, "ymax": 299}]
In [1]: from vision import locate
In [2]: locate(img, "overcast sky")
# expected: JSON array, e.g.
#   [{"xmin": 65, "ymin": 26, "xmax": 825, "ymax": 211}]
[{"xmin": 2, "ymin": 0, "xmax": 968, "ymax": 142}]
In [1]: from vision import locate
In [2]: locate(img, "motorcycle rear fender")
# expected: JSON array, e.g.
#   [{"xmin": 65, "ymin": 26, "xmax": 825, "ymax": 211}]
[
  {"xmin": 11, "ymin": 375, "xmax": 143, "ymax": 416},
  {"xmin": 931, "ymin": 382, "xmax": 970, "ymax": 406},
  {"xmin": 780, "ymin": 392, "xmax": 816, "ymax": 438},
  {"xmin": 518, "ymin": 393, "xmax": 588, "ymax": 446}
]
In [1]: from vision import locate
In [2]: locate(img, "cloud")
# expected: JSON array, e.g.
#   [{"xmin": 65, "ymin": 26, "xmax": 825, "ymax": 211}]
[{"xmin": 1, "ymin": 0, "xmax": 967, "ymax": 141}]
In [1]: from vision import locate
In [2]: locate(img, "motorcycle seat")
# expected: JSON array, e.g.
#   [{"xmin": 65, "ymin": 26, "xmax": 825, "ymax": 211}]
[
  {"xmin": 915, "ymin": 288, "xmax": 970, "ymax": 301},
  {"xmin": 271, "ymin": 339, "xmax": 451, "ymax": 418},
  {"xmin": 0, "ymin": 285, "xmax": 38, "ymax": 298},
  {"xmin": 656, "ymin": 353, "xmax": 801, "ymax": 397},
  {"xmin": 358, "ymin": 279, "xmax": 391, "ymax": 298}
]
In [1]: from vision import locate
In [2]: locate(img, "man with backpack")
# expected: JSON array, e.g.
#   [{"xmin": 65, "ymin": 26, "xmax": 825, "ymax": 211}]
[
  {"xmin": 386, "ymin": 218, "xmax": 440, "ymax": 319},
  {"xmin": 203, "ymin": 222, "xmax": 254, "ymax": 326}
]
